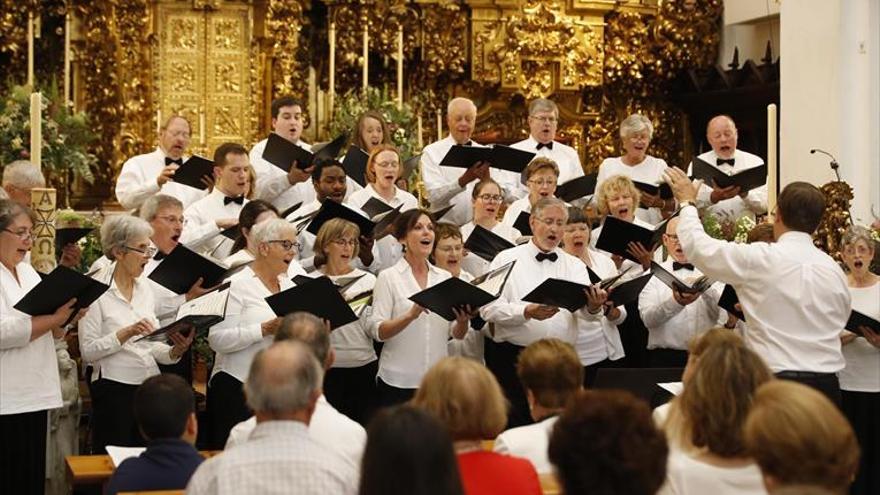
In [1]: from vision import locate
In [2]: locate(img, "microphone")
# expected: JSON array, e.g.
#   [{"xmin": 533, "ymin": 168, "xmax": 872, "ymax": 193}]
[{"xmin": 810, "ymin": 148, "xmax": 841, "ymax": 181}]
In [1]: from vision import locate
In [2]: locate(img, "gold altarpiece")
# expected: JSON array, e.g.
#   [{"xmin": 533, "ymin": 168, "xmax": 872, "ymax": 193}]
[{"xmin": 3, "ymin": 0, "xmax": 721, "ymax": 205}]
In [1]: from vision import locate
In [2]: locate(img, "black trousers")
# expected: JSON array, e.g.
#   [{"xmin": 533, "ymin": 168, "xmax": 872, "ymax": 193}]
[
  {"xmin": 775, "ymin": 370, "xmax": 842, "ymax": 407},
  {"xmin": 618, "ymin": 301, "xmax": 650, "ymax": 368},
  {"xmin": 0, "ymin": 409, "xmax": 48, "ymax": 494},
  {"xmin": 841, "ymin": 390, "xmax": 880, "ymax": 495},
  {"xmin": 376, "ymin": 377, "xmax": 415, "ymax": 408},
  {"xmin": 648, "ymin": 348, "xmax": 689, "ymax": 368},
  {"xmin": 90, "ymin": 379, "xmax": 143, "ymax": 454},
  {"xmin": 324, "ymin": 361, "xmax": 379, "ymax": 426},
  {"xmin": 484, "ymin": 338, "xmax": 531, "ymax": 429},
  {"xmin": 207, "ymin": 371, "xmax": 251, "ymax": 449},
  {"xmin": 583, "ymin": 358, "xmax": 624, "ymax": 388}
]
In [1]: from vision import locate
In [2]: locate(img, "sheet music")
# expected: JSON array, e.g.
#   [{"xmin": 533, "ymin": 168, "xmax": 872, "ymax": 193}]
[
  {"xmin": 658, "ymin": 382, "xmax": 683, "ymax": 396},
  {"xmin": 472, "ymin": 261, "xmax": 516, "ymax": 297},
  {"xmin": 106, "ymin": 445, "xmax": 146, "ymax": 467},
  {"xmin": 177, "ymin": 284, "xmax": 230, "ymax": 320}
]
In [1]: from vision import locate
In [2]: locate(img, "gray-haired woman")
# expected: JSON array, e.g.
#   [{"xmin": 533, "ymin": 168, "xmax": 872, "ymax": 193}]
[{"xmin": 78, "ymin": 214, "xmax": 193, "ymax": 454}]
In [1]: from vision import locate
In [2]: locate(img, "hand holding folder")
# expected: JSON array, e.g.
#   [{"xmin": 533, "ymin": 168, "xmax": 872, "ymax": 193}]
[
  {"xmin": 138, "ymin": 282, "xmax": 232, "ymax": 342},
  {"xmin": 845, "ymin": 310, "xmax": 880, "ymax": 338},
  {"xmin": 262, "ymin": 133, "xmax": 348, "ymax": 172},
  {"xmin": 171, "ymin": 156, "xmax": 215, "ymax": 190},
  {"xmin": 464, "ymin": 225, "xmax": 515, "ymax": 262},
  {"xmin": 409, "ymin": 261, "xmax": 516, "ymax": 321},
  {"xmin": 691, "ymin": 157, "xmax": 767, "ymax": 193},
  {"xmin": 14, "ymin": 266, "xmax": 110, "ymax": 326},
  {"xmin": 439, "ymin": 144, "xmax": 536, "ymax": 174},
  {"xmin": 148, "ymin": 244, "xmax": 246, "ymax": 295},
  {"xmin": 266, "ymin": 276, "xmax": 359, "ymax": 329},
  {"xmin": 649, "ymin": 262, "xmax": 712, "ymax": 294},
  {"xmin": 595, "ymin": 212, "xmax": 680, "ymax": 263}
]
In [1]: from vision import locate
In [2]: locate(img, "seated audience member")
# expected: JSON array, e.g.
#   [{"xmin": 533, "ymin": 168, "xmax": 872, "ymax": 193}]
[
  {"xmin": 659, "ymin": 329, "xmax": 773, "ymax": 495},
  {"xmin": 412, "ymin": 357, "xmax": 543, "ymax": 495},
  {"xmin": 743, "ymin": 381, "xmax": 860, "ymax": 495},
  {"xmin": 187, "ymin": 341, "xmax": 358, "ymax": 494},
  {"xmin": 493, "ymin": 338, "xmax": 583, "ymax": 474},
  {"xmin": 548, "ymin": 389, "xmax": 668, "ymax": 495},
  {"xmin": 105, "ymin": 374, "xmax": 203, "ymax": 495},
  {"xmin": 359, "ymin": 405, "xmax": 465, "ymax": 495},
  {"xmin": 225, "ymin": 312, "xmax": 366, "ymax": 471}
]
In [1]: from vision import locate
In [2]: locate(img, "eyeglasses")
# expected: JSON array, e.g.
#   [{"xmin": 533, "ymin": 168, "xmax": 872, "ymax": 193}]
[
  {"xmin": 331, "ymin": 239, "xmax": 358, "ymax": 247},
  {"xmin": 531, "ymin": 115, "xmax": 558, "ymax": 124},
  {"xmin": 535, "ymin": 217, "xmax": 565, "ymax": 228},
  {"xmin": 155, "ymin": 215, "xmax": 187, "ymax": 226},
  {"xmin": 477, "ymin": 194, "xmax": 503, "ymax": 203},
  {"xmin": 125, "ymin": 245, "xmax": 158, "ymax": 258},
  {"xmin": 375, "ymin": 160, "xmax": 399, "ymax": 169},
  {"xmin": 3, "ymin": 228, "xmax": 34, "ymax": 241},
  {"xmin": 665, "ymin": 234, "xmax": 679, "ymax": 240},
  {"xmin": 563, "ymin": 224, "xmax": 589, "ymax": 233},
  {"xmin": 268, "ymin": 239, "xmax": 301, "ymax": 252},
  {"xmin": 435, "ymin": 245, "xmax": 463, "ymax": 254},
  {"xmin": 528, "ymin": 179, "xmax": 556, "ymax": 187}
]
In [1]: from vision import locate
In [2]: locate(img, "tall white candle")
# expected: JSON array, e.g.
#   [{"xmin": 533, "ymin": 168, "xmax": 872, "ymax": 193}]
[
  {"xmin": 417, "ymin": 115, "xmax": 423, "ymax": 150},
  {"xmin": 199, "ymin": 111, "xmax": 206, "ymax": 146},
  {"xmin": 64, "ymin": 12, "xmax": 71, "ymax": 105},
  {"xmin": 396, "ymin": 27, "xmax": 403, "ymax": 109},
  {"xmin": 329, "ymin": 22, "xmax": 336, "ymax": 118},
  {"xmin": 362, "ymin": 29, "xmax": 369, "ymax": 90},
  {"xmin": 767, "ymin": 103, "xmax": 778, "ymax": 215},
  {"xmin": 30, "ymin": 92, "xmax": 42, "ymax": 169},
  {"xmin": 436, "ymin": 110, "xmax": 442, "ymax": 141},
  {"xmin": 27, "ymin": 12, "xmax": 34, "ymax": 88},
  {"xmin": 156, "ymin": 108, "xmax": 162, "ymax": 137}
]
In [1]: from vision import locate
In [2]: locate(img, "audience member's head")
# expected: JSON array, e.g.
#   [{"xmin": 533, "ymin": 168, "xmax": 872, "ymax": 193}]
[
  {"xmin": 134, "ymin": 374, "xmax": 197, "ymax": 444},
  {"xmin": 775, "ymin": 182, "xmax": 826, "ymax": 236},
  {"xmin": 666, "ymin": 329, "xmax": 773, "ymax": 456},
  {"xmin": 744, "ymin": 381, "xmax": 859, "ymax": 494},
  {"xmin": 244, "ymin": 340, "xmax": 323, "ymax": 423},
  {"xmin": 359, "ymin": 405, "xmax": 464, "ymax": 495},
  {"xmin": 548, "ymin": 389, "xmax": 668, "ymax": 495},
  {"xmin": 412, "ymin": 357, "xmax": 507, "ymax": 442},
  {"xmin": 1, "ymin": 160, "xmax": 45, "ymax": 206},
  {"xmin": 275, "ymin": 311, "xmax": 333, "ymax": 369},
  {"xmin": 516, "ymin": 338, "xmax": 583, "ymax": 421}
]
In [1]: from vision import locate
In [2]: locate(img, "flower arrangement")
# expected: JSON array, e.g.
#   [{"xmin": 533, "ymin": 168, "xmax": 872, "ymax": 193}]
[
  {"xmin": 703, "ymin": 211, "xmax": 758, "ymax": 244},
  {"xmin": 0, "ymin": 82, "xmax": 98, "ymax": 204},
  {"xmin": 327, "ymin": 87, "xmax": 418, "ymax": 162}
]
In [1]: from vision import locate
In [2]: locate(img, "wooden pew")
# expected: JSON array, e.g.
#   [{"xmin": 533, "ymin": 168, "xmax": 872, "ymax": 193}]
[
  {"xmin": 118, "ymin": 492, "xmax": 185, "ymax": 495},
  {"xmin": 66, "ymin": 451, "xmax": 219, "ymax": 487}
]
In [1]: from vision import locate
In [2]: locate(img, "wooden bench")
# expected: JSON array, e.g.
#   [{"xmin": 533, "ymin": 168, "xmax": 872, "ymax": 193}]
[
  {"xmin": 118, "ymin": 491, "xmax": 184, "ymax": 495},
  {"xmin": 66, "ymin": 451, "xmax": 219, "ymax": 487}
]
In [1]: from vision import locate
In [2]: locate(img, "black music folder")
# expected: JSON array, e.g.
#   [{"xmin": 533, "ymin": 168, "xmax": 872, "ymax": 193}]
[
  {"xmin": 845, "ymin": 310, "xmax": 880, "ymax": 337},
  {"xmin": 633, "ymin": 180, "xmax": 673, "ymax": 200},
  {"xmin": 311, "ymin": 133, "xmax": 349, "ymax": 160},
  {"xmin": 263, "ymin": 133, "xmax": 313, "ymax": 172},
  {"xmin": 55, "ymin": 227, "xmax": 93, "ymax": 252},
  {"xmin": 464, "ymin": 225, "xmax": 515, "ymax": 262},
  {"xmin": 139, "ymin": 282, "xmax": 231, "ymax": 342},
  {"xmin": 429, "ymin": 204, "xmax": 455, "ymax": 223},
  {"xmin": 265, "ymin": 276, "xmax": 358, "ymax": 329},
  {"xmin": 650, "ymin": 262, "xmax": 712, "ymax": 294},
  {"xmin": 586, "ymin": 265, "xmax": 633, "ymax": 290},
  {"xmin": 372, "ymin": 204, "xmax": 404, "ymax": 239},
  {"xmin": 148, "ymin": 244, "xmax": 242, "ymax": 295},
  {"xmin": 606, "ymin": 272, "xmax": 653, "ymax": 307},
  {"xmin": 555, "ymin": 173, "xmax": 598, "ymax": 203},
  {"xmin": 342, "ymin": 146, "xmax": 370, "ymax": 187},
  {"xmin": 718, "ymin": 284, "xmax": 745, "ymax": 321},
  {"xmin": 439, "ymin": 144, "xmax": 536, "ymax": 174},
  {"xmin": 595, "ymin": 214, "xmax": 677, "ymax": 262},
  {"xmin": 219, "ymin": 224, "xmax": 240, "ymax": 241},
  {"xmin": 513, "ymin": 211, "xmax": 532, "ymax": 236},
  {"xmin": 409, "ymin": 261, "xmax": 515, "ymax": 321},
  {"xmin": 691, "ymin": 157, "xmax": 767, "ymax": 193},
  {"xmin": 14, "ymin": 265, "xmax": 110, "ymax": 325},
  {"xmin": 361, "ymin": 197, "xmax": 395, "ymax": 219},
  {"xmin": 279, "ymin": 201, "xmax": 304, "ymax": 219},
  {"xmin": 523, "ymin": 278, "xmax": 590, "ymax": 312},
  {"xmin": 306, "ymin": 200, "xmax": 376, "ymax": 238},
  {"xmin": 171, "ymin": 155, "xmax": 214, "ymax": 190}
]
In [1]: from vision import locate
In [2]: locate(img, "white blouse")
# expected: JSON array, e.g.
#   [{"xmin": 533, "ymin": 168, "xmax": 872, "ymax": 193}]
[
  {"xmin": 78, "ymin": 269, "xmax": 177, "ymax": 385},
  {"xmin": 321, "ymin": 268, "xmax": 378, "ymax": 368},
  {"xmin": 595, "ymin": 155, "xmax": 669, "ymax": 226},
  {"xmin": 371, "ymin": 258, "xmax": 455, "ymax": 388},
  {"xmin": 0, "ymin": 261, "xmax": 62, "ymax": 415},
  {"xmin": 576, "ymin": 248, "xmax": 627, "ymax": 364},
  {"xmin": 460, "ymin": 221, "xmax": 522, "ymax": 279},
  {"xmin": 839, "ymin": 282, "xmax": 880, "ymax": 392},
  {"xmin": 659, "ymin": 450, "xmax": 766, "ymax": 495},
  {"xmin": 209, "ymin": 266, "xmax": 294, "ymax": 383},
  {"xmin": 444, "ymin": 270, "xmax": 484, "ymax": 362}
]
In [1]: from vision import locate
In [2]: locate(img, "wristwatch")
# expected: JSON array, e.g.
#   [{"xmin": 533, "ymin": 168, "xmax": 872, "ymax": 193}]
[{"xmin": 679, "ymin": 200, "xmax": 696, "ymax": 209}]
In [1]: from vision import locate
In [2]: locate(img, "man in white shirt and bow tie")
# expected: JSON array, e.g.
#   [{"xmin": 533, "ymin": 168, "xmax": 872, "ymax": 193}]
[
  {"xmin": 115, "ymin": 115, "xmax": 209, "ymax": 210},
  {"xmin": 689, "ymin": 115, "xmax": 767, "ymax": 222}
]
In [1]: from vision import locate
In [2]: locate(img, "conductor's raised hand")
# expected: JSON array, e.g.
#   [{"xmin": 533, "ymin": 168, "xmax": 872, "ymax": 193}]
[{"xmin": 663, "ymin": 167, "xmax": 701, "ymax": 203}]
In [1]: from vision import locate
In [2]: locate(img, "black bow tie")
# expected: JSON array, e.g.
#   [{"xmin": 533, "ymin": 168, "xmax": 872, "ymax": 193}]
[
  {"xmin": 535, "ymin": 251, "xmax": 558, "ymax": 263},
  {"xmin": 224, "ymin": 196, "xmax": 244, "ymax": 205},
  {"xmin": 536, "ymin": 142, "xmax": 553, "ymax": 150},
  {"xmin": 165, "ymin": 157, "xmax": 183, "ymax": 166},
  {"xmin": 716, "ymin": 158, "xmax": 735, "ymax": 166},
  {"xmin": 673, "ymin": 262, "xmax": 694, "ymax": 271},
  {"xmin": 153, "ymin": 251, "xmax": 167, "ymax": 261}
]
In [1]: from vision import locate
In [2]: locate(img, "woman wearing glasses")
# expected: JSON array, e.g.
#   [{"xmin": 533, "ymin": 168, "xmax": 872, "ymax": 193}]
[
  {"xmin": 207, "ymin": 217, "xmax": 298, "ymax": 447},
  {"xmin": 79, "ymin": 215, "xmax": 193, "ymax": 454},
  {"xmin": 501, "ymin": 158, "xmax": 561, "ymax": 230},
  {"xmin": 460, "ymin": 178, "xmax": 522, "ymax": 278},
  {"xmin": 311, "ymin": 218, "xmax": 379, "ymax": 424},
  {"xmin": 1, "ymin": 200, "xmax": 87, "ymax": 493}
]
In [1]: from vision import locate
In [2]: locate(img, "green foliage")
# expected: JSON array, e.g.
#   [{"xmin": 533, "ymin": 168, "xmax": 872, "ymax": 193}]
[{"xmin": 702, "ymin": 211, "xmax": 757, "ymax": 244}]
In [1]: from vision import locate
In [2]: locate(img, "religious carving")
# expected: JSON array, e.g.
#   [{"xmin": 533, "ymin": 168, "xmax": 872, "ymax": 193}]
[
  {"xmin": 267, "ymin": 0, "xmax": 309, "ymax": 101},
  {"xmin": 816, "ymin": 181, "xmax": 854, "ymax": 263}
]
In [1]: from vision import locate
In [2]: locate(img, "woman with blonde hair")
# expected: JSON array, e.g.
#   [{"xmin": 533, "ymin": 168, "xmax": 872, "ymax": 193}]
[
  {"xmin": 412, "ymin": 357, "xmax": 542, "ymax": 495},
  {"xmin": 659, "ymin": 329, "xmax": 773, "ymax": 495},
  {"xmin": 353, "ymin": 110, "xmax": 392, "ymax": 154},
  {"xmin": 744, "ymin": 380, "xmax": 860, "ymax": 495}
]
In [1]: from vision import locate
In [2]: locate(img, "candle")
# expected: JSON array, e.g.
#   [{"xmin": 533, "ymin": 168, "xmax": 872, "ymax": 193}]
[
  {"xmin": 64, "ymin": 12, "xmax": 71, "ymax": 105},
  {"xmin": 30, "ymin": 92, "xmax": 42, "ymax": 169},
  {"xmin": 397, "ymin": 26, "xmax": 403, "ymax": 109},
  {"xmin": 766, "ymin": 103, "xmax": 778, "ymax": 216},
  {"xmin": 156, "ymin": 108, "xmax": 162, "ymax": 137},
  {"xmin": 436, "ymin": 110, "xmax": 442, "ymax": 141},
  {"xmin": 27, "ymin": 12, "xmax": 34, "ymax": 88},
  {"xmin": 362, "ymin": 28, "xmax": 369, "ymax": 90},
  {"xmin": 199, "ymin": 111, "xmax": 206, "ymax": 146},
  {"xmin": 329, "ymin": 22, "xmax": 336, "ymax": 118},
  {"xmin": 417, "ymin": 115, "xmax": 423, "ymax": 150}
]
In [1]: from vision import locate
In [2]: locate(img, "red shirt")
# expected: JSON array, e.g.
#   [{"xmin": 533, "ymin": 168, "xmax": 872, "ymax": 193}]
[{"xmin": 457, "ymin": 450, "xmax": 543, "ymax": 495}]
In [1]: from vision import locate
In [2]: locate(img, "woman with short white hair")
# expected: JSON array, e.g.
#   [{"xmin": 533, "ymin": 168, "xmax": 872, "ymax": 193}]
[
  {"xmin": 207, "ymin": 217, "xmax": 298, "ymax": 447},
  {"xmin": 595, "ymin": 113, "xmax": 670, "ymax": 226},
  {"xmin": 79, "ymin": 215, "xmax": 193, "ymax": 454}
]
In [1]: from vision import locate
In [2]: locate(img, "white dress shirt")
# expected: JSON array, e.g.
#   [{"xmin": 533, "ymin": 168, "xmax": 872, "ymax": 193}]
[
  {"xmin": 115, "ymin": 147, "xmax": 207, "ymax": 210},
  {"xmin": 187, "ymin": 420, "xmax": 358, "ymax": 495},
  {"xmin": 481, "ymin": 242, "xmax": 597, "ymax": 347},
  {"xmin": 511, "ymin": 136, "xmax": 584, "ymax": 187},
  {"xmin": 501, "ymin": 197, "xmax": 532, "ymax": 230},
  {"xmin": 224, "ymin": 395, "xmax": 366, "ymax": 473},
  {"xmin": 460, "ymin": 221, "xmax": 522, "ymax": 278},
  {"xmin": 688, "ymin": 149, "xmax": 767, "ymax": 222},
  {"xmin": 371, "ymin": 258, "xmax": 455, "ymax": 388},
  {"xmin": 576, "ymin": 249, "xmax": 627, "ymax": 364},
  {"xmin": 493, "ymin": 416, "xmax": 558, "ymax": 475},
  {"xmin": 0, "ymin": 261, "xmax": 63, "ymax": 415},
  {"xmin": 639, "ymin": 259, "xmax": 724, "ymax": 351},
  {"xmin": 676, "ymin": 206, "xmax": 850, "ymax": 373},
  {"xmin": 595, "ymin": 155, "xmax": 669, "ymax": 226},
  {"xmin": 444, "ymin": 270, "xmax": 484, "ymax": 362},
  {"xmin": 208, "ymin": 266, "xmax": 293, "ymax": 383},
  {"xmin": 223, "ymin": 248, "xmax": 255, "ymax": 268},
  {"xmin": 78, "ymin": 269, "xmax": 177, "ymax": 384},
  {"xmin": 659, "ymin": 450, "xmax": 767, "ymax": 495},
  {"xmin": 181, "ymin": 188, "xmax": 248, "ymax": 260},
  {"xmin": 839, "ymin": 282, "xmax": 880, "ymax": 392},
  {"xmin": 322, "ymin": 269, "xmax": 378, "ymax": 368},
  {"xmin": 420, "ymin": 135, "xmax": 521, "ymax": 226}
]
